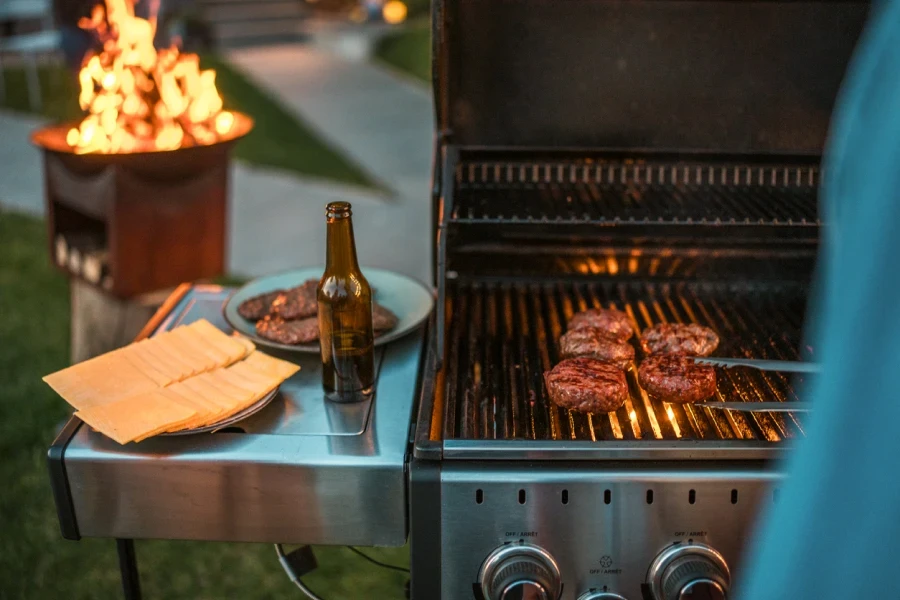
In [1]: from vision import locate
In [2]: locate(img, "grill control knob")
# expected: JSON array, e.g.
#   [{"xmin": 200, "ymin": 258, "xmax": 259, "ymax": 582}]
[
  {"xmin": 478, "ymin": 542, "xmax": 562, "ymax": 600},
  {"xmin": 577, "ymin": 592, "xmax": 629, "ymax": 600},
  {"xmin": 647, "ymin": 543, "xmax": 730, "ymax": 600}
]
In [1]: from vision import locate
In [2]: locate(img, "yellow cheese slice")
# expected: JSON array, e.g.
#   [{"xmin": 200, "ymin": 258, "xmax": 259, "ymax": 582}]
[
  {"xmin": 137, "ymin": 338, "xmax": 194, "ymax": 380},
  {"xmin": 189, "ymin": 319, "xmax": 251, "ymax": 362},
  {"xmin": 44, "ymin": 353, "xmax": 159, "ymax": 411},
  {"xmin": 149, "ymin": 332, "xmax": 211, "ymax": 374},
  {"xmin": 117, "ymin": 346, "xmax": 173, "ymax": 387},
  {"xmin": 195, "ymin": 371, "xmax": 254, "ymax": 404},
  {"xmin": 171, "ymin": 326, "xmax": 231, "ymax": 365},
  {"xmin": 157, "ymin": 387, "xmax": 220, "ymax": 432},
  {"xmin": 230, "ymin": 333, "xmax": 256, "ymax": 357},
  {"xmin": 75, "ymin": 391, "xmax": 196, "ymax": 444},
  {"xmin": 235, "ymin": 351, "xmax": 300, "ymax": 381},
  {"xmin": 215, "ymin": 368, "xmax": 279, "ymax": 397}
]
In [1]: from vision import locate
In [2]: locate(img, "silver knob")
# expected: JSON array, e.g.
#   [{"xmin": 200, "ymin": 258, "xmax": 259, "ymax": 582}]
[
  {"xmin": 647, "ymin": 543, "xmax": 730, "ymax": 600},
  {"xmin": 478, "ymin": 542, "xmax": 562, "ymax": 600},
  {"xmin": 577, "ymin": 592, "xmax": 629, "ymax": 600}
]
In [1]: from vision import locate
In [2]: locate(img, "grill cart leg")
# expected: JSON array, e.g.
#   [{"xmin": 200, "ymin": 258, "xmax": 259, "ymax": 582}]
[{"xmin": 116, "ymin": 539, "xmax": 142, "ymax": 600}]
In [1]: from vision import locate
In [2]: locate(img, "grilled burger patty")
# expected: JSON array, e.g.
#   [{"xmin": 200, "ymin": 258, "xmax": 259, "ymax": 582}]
[
  {"xmin": 373, "ymin": 303, "xmax": 399, "ymax": 331},
  {"xmin": 640, "ymin": 323, "xmax": 719, "ymax": 356},
  {"xmin": 568, "ymin": 308, "xmax": 633, "ymax": 341},
  {"xmin": 256, "ymin": 316, "xmax": 320, "ymax": 345},
  {"xmin": 271, "ymin": 279, "xmax": 319, "ymax": 320},
  {"xmin": 638, "ymin": 354, "xmax": 717, "ymax": 404},
  {"xmin": 238, "ymin": 290, "xmax": 285, "ymax": 321},
  {"xmin": 558, "ymin": 327, "xmax": 635, "ymax": 368},
  {"xmin": 544, "ymin": 357, "xmax": 628, "ymax": 413}
]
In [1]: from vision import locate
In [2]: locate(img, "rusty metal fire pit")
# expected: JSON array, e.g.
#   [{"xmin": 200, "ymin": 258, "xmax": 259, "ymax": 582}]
[{"xmin": 31, "ymin": 113, "xmax": 253, "ymax": 297}]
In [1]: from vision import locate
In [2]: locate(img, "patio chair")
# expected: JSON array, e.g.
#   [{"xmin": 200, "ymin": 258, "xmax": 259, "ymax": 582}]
[{"xmin": 0, "ymin": 0, "xmax": 62, "ymax": 111}]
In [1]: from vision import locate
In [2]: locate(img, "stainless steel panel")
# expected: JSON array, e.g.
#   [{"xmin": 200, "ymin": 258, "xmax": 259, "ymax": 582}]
[
  {"xmin": 439, "ymin": 463, "xmax": 782, "ymax": 600},
  {"xmin": 442, "ymin": 439, "xmax": 792, "ymax": 461},
  {"xmin": 63, "ymin": 287, "xmax": 423, "ymax": 546}
]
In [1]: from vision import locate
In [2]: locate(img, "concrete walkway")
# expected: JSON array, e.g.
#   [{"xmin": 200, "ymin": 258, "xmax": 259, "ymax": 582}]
[
  {"xmin": 226, "ymin": 44, "xmax": 434, "ymax": 283},
  {"xmin": 0, "ymin": 111, "xmax": 46, "ymax": 217},
  {"xmin": 226, "ymin": 44, "xmax": 433, "ymax": 204}
]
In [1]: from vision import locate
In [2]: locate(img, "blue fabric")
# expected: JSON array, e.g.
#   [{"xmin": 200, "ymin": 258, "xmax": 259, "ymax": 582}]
[{"xmin": 737, "ymin": 3, "xmax": 900, "ymax": 599}]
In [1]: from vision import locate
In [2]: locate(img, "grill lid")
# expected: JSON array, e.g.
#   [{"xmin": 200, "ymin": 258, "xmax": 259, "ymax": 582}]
[{"xmin": 434, "ymin": 0, "xmax": 869, "ymax": 153}]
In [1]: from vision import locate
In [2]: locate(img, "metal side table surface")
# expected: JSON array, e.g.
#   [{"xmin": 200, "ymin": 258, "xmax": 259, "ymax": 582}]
[{"xmin": 48, "ymin": 285, "xmax": 424, "ymax": 547}]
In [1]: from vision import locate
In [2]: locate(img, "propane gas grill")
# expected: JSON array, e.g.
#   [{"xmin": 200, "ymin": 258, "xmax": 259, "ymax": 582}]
[
  {"xmin": 48, "ymin": 1, "xmax": 872, "ymax": 599},
  {"xmin": 407, "ymin": 1, "xmax": 869, "ymax": 597}
]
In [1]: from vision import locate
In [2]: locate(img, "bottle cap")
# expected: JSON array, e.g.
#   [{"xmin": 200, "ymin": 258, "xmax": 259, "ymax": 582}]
[{"xmin": 325, "ymin": 202, "xmax": 352, "ymax": 219}]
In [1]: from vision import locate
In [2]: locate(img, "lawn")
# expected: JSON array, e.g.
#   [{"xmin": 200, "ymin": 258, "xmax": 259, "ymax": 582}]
[
  {"xmin": 0, "ymin": 58, "xmax": 376, "ymax": 189},
  {"xmin": 374, "ymin": 22, "xmax": 431, "ymax": 84},
  {"xmin": 0, "ymin": 209, "xmax": 409, "ymax": 599}
]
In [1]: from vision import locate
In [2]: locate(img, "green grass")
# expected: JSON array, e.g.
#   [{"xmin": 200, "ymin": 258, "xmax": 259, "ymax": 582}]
[
  {"xmin": 0, "ymin": 58, "xmax": 376, "ymax": 189},
  {"xmin": 374, "ymin": 23, "xmax": 431, "ymax": 84},
  {"xmin": 0, "ymin": 209, "xmax": 408, "ymax": 599}
]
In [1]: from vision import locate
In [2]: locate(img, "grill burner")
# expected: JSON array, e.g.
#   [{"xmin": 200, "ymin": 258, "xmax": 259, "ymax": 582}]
[{"xmin": 441, "ymin": 279, "xmax": 810, "ymax": 445}]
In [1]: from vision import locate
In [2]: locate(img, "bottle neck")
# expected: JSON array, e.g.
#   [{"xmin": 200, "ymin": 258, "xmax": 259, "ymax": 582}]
[{"xmin": 325, "ymin": 216, "xmax": 360, "ymax": 273}]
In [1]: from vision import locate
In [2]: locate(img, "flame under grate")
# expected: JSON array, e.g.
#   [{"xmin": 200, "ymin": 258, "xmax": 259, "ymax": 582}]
[{"xmin": 442, "ymin": 279, "xmax": 811, "ymax": 443}]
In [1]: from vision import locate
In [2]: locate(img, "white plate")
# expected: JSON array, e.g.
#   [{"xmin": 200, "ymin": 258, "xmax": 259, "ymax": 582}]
[
  {"xmin": 223, "ymin": 266, "xmax": 434, "ymax": 353},
  {"xmin": 159, "ymin": 387, "xmax": 279, "ymax": 436}
]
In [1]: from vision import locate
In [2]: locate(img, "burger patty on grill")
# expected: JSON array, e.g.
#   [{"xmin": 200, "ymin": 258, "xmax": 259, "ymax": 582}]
[
  {"xmin": 558, "ymin": 327, "xmax": 635, "ymax": 369},
  {"xmin": 256, "ymin": 316, "xmax": 320, "ymax": 345},
  {"xmin": 638, "ymin": 354, "xmax": 717, "ymax": 404},
  {"xmin": 568, "ymin": 308, "xmax": 633, "ymax": 341},
  {"xmin": 271, "ymin": 280, "xmax": 319, "ymax": 320},
  {"xmin": 544, "ymin": 357, "xmax": 628, "ymax": 413},
  {"xmin": 237, "ymin": 290, "xmax": 285, "ymax": 321},
  {"xmin": 639, "ymin": 323, "xmax": 719, "ymax": 356}
]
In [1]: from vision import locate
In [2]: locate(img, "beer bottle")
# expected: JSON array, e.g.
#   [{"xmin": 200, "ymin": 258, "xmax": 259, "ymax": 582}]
[{"xmin": 318, "ymin": 201, "xmax": 375, "ymax": 402}]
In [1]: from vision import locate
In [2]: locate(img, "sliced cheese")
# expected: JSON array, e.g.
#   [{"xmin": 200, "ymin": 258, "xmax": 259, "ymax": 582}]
[
  {"xmin": 172, "ymin": 326, "xmax": 231, "ymax": 365},
  {"xmin": 189, "ymin": 319, "xmax": 251, "ymax": 362},
  {"xmin": 137, "ymin": 338, "xmax": 194, "ymax": 380},
  {"xmin": 75, "ymin": 391, "xmax": 196, "ymax": 444},
  {"xmin": 149, "ymin": 332, "xmax": 211, "ymax": 374},
  {"xmin": 44, "ymin": 353, "xmax": 159, "ymax": 411},
  {"xmin": 235, "ymin": 351, "xmax": 300, "ymax": 381},
  {"xmin": 118, "ymin": 346, "xmax": 173, "ymax": 387}
]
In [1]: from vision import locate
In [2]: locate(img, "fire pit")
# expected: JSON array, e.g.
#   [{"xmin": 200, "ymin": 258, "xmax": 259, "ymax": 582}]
[{"xmin": 31, "ymin": 0, "xmax": 253, "ymax": 297}]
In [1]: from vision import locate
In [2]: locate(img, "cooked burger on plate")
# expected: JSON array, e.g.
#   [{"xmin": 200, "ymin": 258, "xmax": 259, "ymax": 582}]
[
  {"xmin": 237, "ymin": 290, "xmax": 285, "ymax": 321},
  {"xmin": 558, "ymin": 327, "xmax": 634, "ymax": 369},
  {"xmin": 638, "ymin": 354, "xmax": 717, "ymax": 404},
  {"xmin": 271, "ymin": 280, "xmax": 319, "ymax": 320},
  {"xmin": 567, "ymin": 308, "xmax": 633, "ymax": 341},
  {"xmin": 256, "ymin": 316, "xmax": 320, "ymax": 345},
  {"xmin": 544, "ymin": 357, "xmax": 629, "ymax": 413},
  {"xmin": 639, "ymin": 323, "xmax": 719, "ymax": 356},
  {"xmin": 373, "ymin": 303, "xmax": 399, "ymax": 332}
]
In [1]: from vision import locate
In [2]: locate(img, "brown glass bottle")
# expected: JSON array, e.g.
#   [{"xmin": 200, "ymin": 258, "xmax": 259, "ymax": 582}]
[{"xmin": 318, "ymin": 201, "xmax": 375, "ymax": 402}]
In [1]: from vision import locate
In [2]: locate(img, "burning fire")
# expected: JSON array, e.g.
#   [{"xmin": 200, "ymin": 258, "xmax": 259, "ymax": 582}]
[{"xmin": 67, "ymin": 0, "xmax": 235, "ymax": 153}]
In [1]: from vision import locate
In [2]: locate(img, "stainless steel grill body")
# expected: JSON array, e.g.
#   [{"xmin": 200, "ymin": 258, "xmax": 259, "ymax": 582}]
[{"xmin": 438, "ymin": 463, "xmax": 781, "ymax": 600}]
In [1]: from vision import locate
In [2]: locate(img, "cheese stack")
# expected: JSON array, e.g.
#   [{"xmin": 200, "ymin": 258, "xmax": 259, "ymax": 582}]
[{"xmin": 43, "ymin": 319, "xmax": 300, "ymax": 444}]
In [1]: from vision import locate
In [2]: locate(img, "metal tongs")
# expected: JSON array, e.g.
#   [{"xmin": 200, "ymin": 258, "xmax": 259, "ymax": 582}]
[
  {"xmin": 696, "ymin": 401, "xmax": 812, "ymax": 413},
  {"xmin": 688, "ymin": 356, "xmax": 818, "ymax": 412},
  {"xmin": 690, "ymin": 357, "xmax": 821, "ymax": 374}
]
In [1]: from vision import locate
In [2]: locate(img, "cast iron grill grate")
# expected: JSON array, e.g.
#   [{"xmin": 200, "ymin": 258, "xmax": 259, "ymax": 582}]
[
  {"xmin": 442, "ymin": 278, "xmax": 811, "ymax": 444},
  {"xmin": 452, "ymin": 159, "xmax": 819, "ymax": 227}
]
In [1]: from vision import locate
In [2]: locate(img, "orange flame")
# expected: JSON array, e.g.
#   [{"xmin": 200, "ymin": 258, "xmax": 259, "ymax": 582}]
[{"xmin": 68, "ymin": 0, "xmax": 234, "ymax": 153}]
